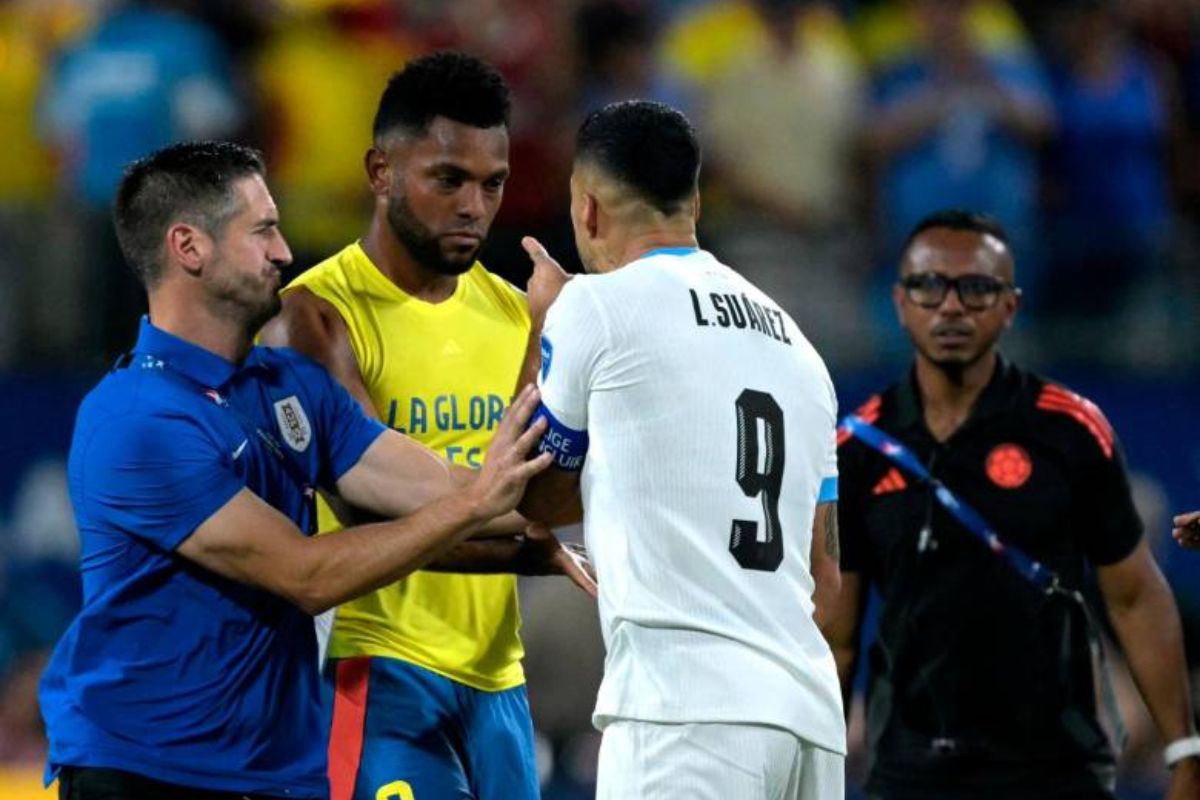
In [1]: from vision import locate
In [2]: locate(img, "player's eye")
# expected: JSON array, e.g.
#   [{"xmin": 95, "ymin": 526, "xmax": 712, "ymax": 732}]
[
  {"xmin": 957, "ymin": 276, "xmax": 1006, "ymax": 309},
  {"xmin": 901, "ymin": 274, "xmax": 949, "ymax": 307}
]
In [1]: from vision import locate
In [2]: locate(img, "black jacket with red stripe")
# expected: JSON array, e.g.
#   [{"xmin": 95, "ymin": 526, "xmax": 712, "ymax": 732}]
[{"xmin": 838, "ymin": 355, "xmax": 1142, "ymax": 799}]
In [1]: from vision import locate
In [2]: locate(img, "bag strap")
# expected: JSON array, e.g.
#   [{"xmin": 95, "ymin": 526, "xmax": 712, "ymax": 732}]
[{"xmin": 840, "ymin": 414, "xmax": 1060, "ymax": 592}]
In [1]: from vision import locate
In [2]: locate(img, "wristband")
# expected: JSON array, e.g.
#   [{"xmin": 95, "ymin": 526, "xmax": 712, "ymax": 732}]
[{"xmin": 1164, "ymin": 735, "xmax": 1200, "ymax": 767}]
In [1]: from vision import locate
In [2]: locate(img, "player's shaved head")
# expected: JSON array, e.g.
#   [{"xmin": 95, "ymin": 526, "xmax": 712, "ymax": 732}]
[
  {"xmin": 570, "ymin": 160, "xmax": 662, "ymax": 227},
  {"xmin": 575, "ymin": 100, "xmax": 700, "ymax": 218},
  {"xmin": 373, "ymin": 52, "xmax": 510, "ymax": 143}
]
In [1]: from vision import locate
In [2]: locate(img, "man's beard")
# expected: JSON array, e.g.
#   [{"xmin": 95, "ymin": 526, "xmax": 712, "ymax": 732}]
[
  {"xmin": 386, "ymin": 193, "xmax": 480, "ymax": 277},
  {"xmin": 244, "ymin": 292, "xmax": 282, "ymax": 337},
  {"xmin": 912, "ymin": 332, "xmax": 992, "ymax": 381},
  {"xmin": 208, "ymin": 267, "xmax": 282, "ymax": 339}
]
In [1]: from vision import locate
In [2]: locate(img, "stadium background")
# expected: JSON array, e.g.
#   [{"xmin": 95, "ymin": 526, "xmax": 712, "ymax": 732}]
[{"xmin": 0, "ymin": 0, "xmax": 1197, "ymax": 797}]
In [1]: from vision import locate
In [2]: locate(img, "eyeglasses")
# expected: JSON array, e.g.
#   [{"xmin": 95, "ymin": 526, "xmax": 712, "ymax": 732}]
[{"xmin": 899, "ymin": 272, "xmax": 1017, "ymax": 311}]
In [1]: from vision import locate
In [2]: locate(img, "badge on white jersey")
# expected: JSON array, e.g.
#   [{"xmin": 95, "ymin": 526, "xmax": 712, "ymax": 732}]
[
  {"xmin": 273, "ymin": 396, "xmax": 312, "ymax": 452},
  {"xmin": 540, "ymin": 335, "xmax": 554, "ymax": 382}
]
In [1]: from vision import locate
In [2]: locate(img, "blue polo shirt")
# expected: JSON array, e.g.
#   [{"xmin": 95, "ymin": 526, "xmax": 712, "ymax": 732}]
[{"xmin": 40, "ymin": 318, "xmax": 385, "ymax": 797}]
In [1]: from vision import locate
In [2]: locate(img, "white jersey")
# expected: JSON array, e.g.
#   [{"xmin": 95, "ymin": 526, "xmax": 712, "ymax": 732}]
[{"xmin": 536, "ymin": 248, "xmax": 845, "ymax": 755}]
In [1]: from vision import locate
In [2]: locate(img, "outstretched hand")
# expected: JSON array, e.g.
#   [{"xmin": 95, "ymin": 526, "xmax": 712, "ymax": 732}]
[
  {"xmin": 471, "ymin": 384, "xmax": 553, "ymax": 520},
  {"xmin": 517, "ymin": 523, "xmax": 598, "ymax": 599},
  {"xmin": 1172, "ymin": 511, "xmax": 1200, "ymax": 549},
  {"xmin": 523, "ymin": 236, "xmax": 571, "ymax": 326}
]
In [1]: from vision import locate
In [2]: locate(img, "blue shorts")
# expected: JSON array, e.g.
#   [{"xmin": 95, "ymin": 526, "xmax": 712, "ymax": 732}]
[{"xmin": 324, "ymin": 657, "xmax": 538, "ymax": 800}]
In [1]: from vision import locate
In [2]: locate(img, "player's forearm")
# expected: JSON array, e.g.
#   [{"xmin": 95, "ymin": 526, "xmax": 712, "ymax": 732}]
[
  {"xmin": 1107, "ymin": 575, "xmax": 1197, "ymax": 742},
  {"xmin": 810, "ymin": 501, "xmax": 841, "ymax": 633},
  {"xmin": 824, "ymin": 572, "xmax": 864, "ymax": 710},
  {"xmin": 517, "ymin": 475, "xmax": 583, "ymax": 527},
  {"xmin": 832, "ymin": 642, "xmax": 859, "ymax": 715},
  {"xmin": 295, "ymin": 491, "xmax": 489, "ymax": 614},
  {"xmin": 336, "ymin": 433, "xmax": 457, "ymax": 518},
  {"xmin": 474, "ymin": 510, "xmax": 529, "ymax": 538},
  {"xmin": 811, "ymin": 561, "xmax": 842, "ymax": 635},
  {"xmin": 425, "ymin": 537, "xmax": 523, "ymax": 573}
]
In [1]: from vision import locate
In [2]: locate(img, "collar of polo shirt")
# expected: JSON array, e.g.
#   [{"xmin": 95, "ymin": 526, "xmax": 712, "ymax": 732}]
[{"xmin": 133, "ymin": 316, "xmax": 272, "ymax": 389}]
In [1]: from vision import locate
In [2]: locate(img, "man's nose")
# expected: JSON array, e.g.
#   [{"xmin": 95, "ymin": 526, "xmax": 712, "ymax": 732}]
[
  {"xmin": 270, "ymin": 231, "xmax": 293, "ymax": 268},
  {"xmin": 937, "ymin": 282, "xmax": 966, "ymax": 314},
  {"xmin": 457, "ymin": 185, "xmax": 486, "ymax": 219}
]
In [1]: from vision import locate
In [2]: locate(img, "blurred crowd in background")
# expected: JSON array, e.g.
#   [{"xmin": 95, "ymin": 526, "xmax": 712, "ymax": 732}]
[{"xmin": 0, "ymin": 0, "xmax": 1198, "ymax": 797}]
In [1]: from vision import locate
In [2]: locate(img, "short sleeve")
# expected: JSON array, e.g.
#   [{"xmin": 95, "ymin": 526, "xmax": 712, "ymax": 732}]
[
  {"xmin": 537, "ymin": 280, "xmax": 607, "ymax": 431},
  {"xmin": 307, "ymin": 363, "xmax": 387, "ymax": 487},
  {"xmin": 817, "ymin": 376, "xmax": 839, "ymax": 503},
  {"xmin": 1079, "ymin": 435, "xmax": 1143, "ymax": 567},
  {"xmin": 532, "ymin": 280, "xmax": 608, "ymax": 471},
  {"xmin": 76, "ymin": 413, "xmax": 243, "ymax": 551},
  {"xmin": 1038, "ymin": 386, "xmax": 1143, "ymax": 566}
]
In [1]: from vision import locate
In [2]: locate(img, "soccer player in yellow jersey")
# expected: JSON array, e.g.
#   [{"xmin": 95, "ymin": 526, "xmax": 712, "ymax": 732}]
[{"xmin": 259, "ymin": 53, "xmax": 583, "ymax": 800}]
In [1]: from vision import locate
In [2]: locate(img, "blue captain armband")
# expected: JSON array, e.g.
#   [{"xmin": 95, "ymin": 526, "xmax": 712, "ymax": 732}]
[
  {"xmin": 531, "ymin": 402, "xmax": 588, "ymax": 472},
  {"xmin": 818, "ymin": 476, "xmax": 838, "ymax": 503}
]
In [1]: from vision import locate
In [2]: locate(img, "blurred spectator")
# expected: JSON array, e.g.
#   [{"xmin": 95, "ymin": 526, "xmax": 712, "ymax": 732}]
[
  {"xmin": 0, "ymin": 650, "xmax": 49, "ymax": 765},
  {"xmin": 861, "ymin": 0, "xmax": 1052, "ymax": 273},
  {"xmin": 700, "ymin": 1, "xmax": 862, "ymax": 232},
  {"xmin": 660, "ymin": 0, "xmax": 869, "ymax": 364},
  {"xmin": 7, "ymin": 460, "xmax": 76, "ymax": 564},
  {"xmin": 0, "ymin": 0, "xmax": 89, "ymax": 368},
  {"xmin": 855, "ymin": 0, "xmax": 1030, "ymax": 70},
  {"xmin": 0, "ymin": 459, "xmax": 79, "ymax": 680},
  {"xmin": 40, "ymin": 0, "xmax": 243, "ymax": 362},
  {"xmin": 574, "ymin": 1, "xmax": 689, "ymax": 115},
  {"xmin": 42, "ymin": 0, "xmax": 242, "ymax": 196},
  {"xmin": 1127, "ymin": 2, "xmax": 1200, "ymax": 223},
  {"xmin": 1040, "ymin": 0, "xmax": 1175, "ymax": 328},
  {"xmin": 254, "ymin": 2, "xmax": 417, "ymax": 270}
]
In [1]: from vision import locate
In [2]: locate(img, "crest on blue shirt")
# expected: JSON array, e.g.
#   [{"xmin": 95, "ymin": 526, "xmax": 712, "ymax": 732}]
[
  {"xmin": 273, "ymin": 396, "xmax": 312, "ymax": 452},
  {"xmin": 540, "ymin": 335, "xmax": 553, "ymax": 382}
]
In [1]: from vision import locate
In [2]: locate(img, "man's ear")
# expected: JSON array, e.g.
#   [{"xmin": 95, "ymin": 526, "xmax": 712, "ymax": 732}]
[
  {"xmin": 583, "ymin": 192, "xmax": 600, "ymax": 240},
  {"xmin": 692, "ymin": 189, "xmax": 701, "ymax": 223},
  {"xmin": 1004, "ymin": 287, "xmax": 1023, "ymax": 329},
  {"xmin": 166, "ymin": 222, "xmax": 211, "ymax": 277},
  {"xmin": 892, "ymin": 280, "xmax": 908, "ymax": 329},
  {"xmin": 365, "ymin": 145, "xmax": 391, "ymax": 197}
]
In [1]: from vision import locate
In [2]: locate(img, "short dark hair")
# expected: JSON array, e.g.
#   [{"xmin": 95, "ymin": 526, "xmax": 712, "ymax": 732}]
[
  {"xmin": 373, "ymin": 52, "xmax": 511, "ymax": 141},
  {"xmin": 576, "ymin": 100, "xmax": 701, "ymax": 216},
  {"xmin": 901, "ymin": 209, "xmax": 1010, "ymax": 261},
  {"xmin": 113, "ymin": 141, "xmax": 265, "ymax": 287}
]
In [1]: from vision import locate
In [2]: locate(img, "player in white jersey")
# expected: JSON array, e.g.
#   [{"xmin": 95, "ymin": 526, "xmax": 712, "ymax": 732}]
[{"xmin": 518, "ymin": 100, "xmax": 846, "ymax": 799}]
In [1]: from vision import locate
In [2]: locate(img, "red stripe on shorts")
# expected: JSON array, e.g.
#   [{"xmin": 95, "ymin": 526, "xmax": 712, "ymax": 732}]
[{"xmin": 329, "ymin": 657, "xmax": 372, "ymax": 800}]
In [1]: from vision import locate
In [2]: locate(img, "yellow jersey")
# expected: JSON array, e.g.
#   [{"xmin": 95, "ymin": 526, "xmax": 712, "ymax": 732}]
[{"xmin": 285, "ymin": 241, "xmax": 531, "ymax": 690}]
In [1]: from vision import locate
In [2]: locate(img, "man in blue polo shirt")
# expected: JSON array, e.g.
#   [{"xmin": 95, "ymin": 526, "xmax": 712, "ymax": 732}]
[{"xmin": 39, "ymin": 141, "xmax": 556, "ymax": 800}]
